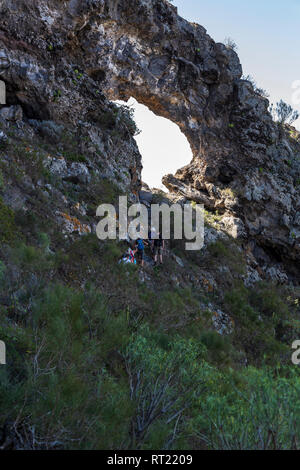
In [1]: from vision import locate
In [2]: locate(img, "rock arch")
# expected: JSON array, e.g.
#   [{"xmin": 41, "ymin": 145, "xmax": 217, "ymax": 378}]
[
  {"xmin": 75, "ymin": 0, "xmax": 274, "ymax": 197},
  {"xmin": 0, "ymin": 0, "xmax": 299, "ymax": 263}
]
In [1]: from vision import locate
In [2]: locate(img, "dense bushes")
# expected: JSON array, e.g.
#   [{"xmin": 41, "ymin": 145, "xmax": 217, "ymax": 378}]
[
  {"xmin": 0, "ymin": 197, "xmax": 17, "ymax": 244},
  {"xmin": 0, "ymin": 283, "xmax": 133, "ymax": 449},
  {"xmin": 223, "ymin": 282, "xmax": 296, "ymax": 366},
  {"xmin": 193, "ymin": 367, "xmax": 300, "ymax": 450},
  {"xmin": 125, "ymin": 328, "xmax": 208, "ymax": 449},
  {"xmin": 0, "ymin": 230, "xmax": 299, "ymax": 449},
  {"xmin": 1, "ymin": 118, "xmax": 299, "ymax": 449},
  {"xmin": 1, "ymin": 281, "xmax": 299, "ymax": 450}
]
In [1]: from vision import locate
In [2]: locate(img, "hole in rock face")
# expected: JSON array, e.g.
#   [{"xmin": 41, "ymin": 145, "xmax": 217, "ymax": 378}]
[
  {"xmin": 218, "ymin": 165, "xmax": 237, "ymax": 184},
  {"xmin": 88, "ymin": 69, "xmax": 106, "ymax": 82},
  {"xmin": 4, "ymin": 82, "xmax": 50, "ymax": 120},
  {"xmin": 114, "ymin": 98, "xmax": 193, "ymax": 189}
]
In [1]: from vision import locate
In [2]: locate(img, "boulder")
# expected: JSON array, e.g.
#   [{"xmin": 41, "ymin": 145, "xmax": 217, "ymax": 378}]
[
  {"xmin": 211, "ymin": 308, "xmax": 234, "ymax": 335},
  {"xmin": 0, "ymin": 105, "xmax": 23, "ymax": 122}
]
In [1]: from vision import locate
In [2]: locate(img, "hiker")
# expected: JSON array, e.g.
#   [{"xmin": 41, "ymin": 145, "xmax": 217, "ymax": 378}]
[
  {"xmin": 118, "ymin": 253, "xmax": 131, "ymax": 265},
  {"xmin": 128, "ymin": 246, "xmax": 137, "ymax": 264},
  {"xmin": 119, "ymin": 246, "xmax": 136, "ymax": 265},
  {"xmin": 149, "ymin": 226, "xmax": 156, "ymax": 256},
  {"xmin": 153, "ymin": 232, "xmax": 164, "ymax": 265},
  {"xmin": 135, "ymin": 237, "xmax": 148, "ymax": 267}
]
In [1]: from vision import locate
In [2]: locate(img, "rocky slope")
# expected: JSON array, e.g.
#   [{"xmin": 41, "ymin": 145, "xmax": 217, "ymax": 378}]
[
  {"xmin": 0, "ymin": 0, "xmax": 300, "ymax": 451},
  {"xmin": 0, "ymin": 0, "xmax": 299, "ymax": 281}
]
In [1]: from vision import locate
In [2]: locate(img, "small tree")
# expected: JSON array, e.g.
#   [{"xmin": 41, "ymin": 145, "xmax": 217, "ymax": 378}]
[
  {"xmin": 224, "ymin": 37, "xmax": 238, "ymax": 51},
  {"xmin": 269, "ymin": 99, "xmax": 299, "ymax": 125},
  {"xmin": 242, "ymin": 74, "xmax": 270, "ymax": 98}
]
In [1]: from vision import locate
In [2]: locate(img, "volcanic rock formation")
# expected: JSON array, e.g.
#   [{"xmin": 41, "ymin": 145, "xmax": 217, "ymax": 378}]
[{"xmin": 0, "ymin": 0, "xmax": 299, "ymax": 268}]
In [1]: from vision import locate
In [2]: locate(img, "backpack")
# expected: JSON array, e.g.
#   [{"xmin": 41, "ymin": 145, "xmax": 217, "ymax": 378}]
[
  {"xmin": 127, "ymin": 248, "xmax": 136, "ymax": 264},
  {"xmin": 137, "ymin": 239, "xmax": 144, "ymax": 251}
]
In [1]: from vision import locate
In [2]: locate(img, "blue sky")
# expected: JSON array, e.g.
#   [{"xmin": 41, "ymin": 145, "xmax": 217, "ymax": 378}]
[
  {"xmin": 173, "ymin": 0, "xmax": 300, "ymax": 116},
  {"xmin": 127, "ymin": 0, "xmax": 300, "ymax": 187}
]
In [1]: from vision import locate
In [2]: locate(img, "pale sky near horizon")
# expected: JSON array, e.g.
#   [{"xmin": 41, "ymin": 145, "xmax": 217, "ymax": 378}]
[{"xmin": 121, "ymin": 0, "xmax": 300, "ymax": 188}]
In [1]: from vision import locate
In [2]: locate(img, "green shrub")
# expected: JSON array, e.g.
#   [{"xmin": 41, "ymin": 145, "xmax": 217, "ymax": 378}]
[
  {"xmin": 0, "ymin": 197, "xmax": 17, "ymax": 244},
  {"xmin": 11, "ymin": 243, "xmax": 55, "ymax": 274},
  {"xmin": 125, "ymin": 327, "xmax": 208, "ymax": 449},
  {"xmin": 37, "ymin": 232, "xmax": 50, "ymax": 251},
  {"xmin": 208, "ymin": 240, "xmax": 246, "ymax": 275},
  {"xmin": 102, "ymin": 240, "xmax": 123, "ymax": 264},
  {"xmin": 208, "ymin": 240, "xmax": 228, "ymax": 257},
  {"xmin": 223, "ymin": 282, "xmax": 293, "ymax": 365},
  {"xmin": 224, "ymin": 285, "xmax": 259, "ymax": 324},
  {"xmin": 0, "ymin": 260, "xmax": 5, "ymax": 281},
  {"xmin": 0, "ymin": 170, "xmax": 4, "ymax": 190},
  {"xmin": 249, "ymin": 282, "xmax": 289, "ymax": 319},
  {"xmin": 0, "ymin": 283, "xmax": 134, "ymax": 449},
  {"xmin": 200, "ymin": 330, "xmax": 232, "ymax": 364},
  {"xmin": 193, "ymin": 366, "xmax": 300, "ymax": 450},
  {"xmin": 61, "ymin": 151, "xmax": 87, "ymax": 163}
]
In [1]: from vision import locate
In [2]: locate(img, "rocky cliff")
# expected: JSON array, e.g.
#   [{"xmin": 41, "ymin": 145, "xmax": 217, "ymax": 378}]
[
  {"xmin": 1, "ymin": 0, "xmax": 300, "ymax": 451},
  {"xmin": 0, "ymin": 0, "xmax": 299, "ymax": 275}
]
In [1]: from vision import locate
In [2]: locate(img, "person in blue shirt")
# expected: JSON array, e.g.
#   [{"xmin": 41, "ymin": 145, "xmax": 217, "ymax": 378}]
[{"xmin": 135, "ymin": 238, "xmax": 149, "ymax": 267}]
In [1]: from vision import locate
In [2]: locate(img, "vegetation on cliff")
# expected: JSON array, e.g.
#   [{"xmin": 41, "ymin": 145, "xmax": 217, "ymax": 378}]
[
  {"xmin": 0, "ymin": 117, "xmax": 299, "ymax": 449},
  {"xmin": 0, "ymin": 0, "xmax": 299, "ymax": 451}
]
